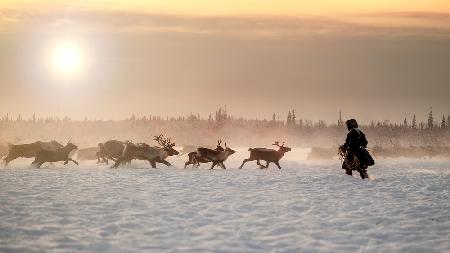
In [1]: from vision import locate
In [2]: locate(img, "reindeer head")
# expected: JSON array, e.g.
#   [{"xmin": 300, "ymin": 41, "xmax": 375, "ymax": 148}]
[
  {"xmin": 273, "ymin": 141, "xmax": 291, "ymax": 153},
  {"xmin": 154, "ymin": 134, "xmax": 179, "ymax": 156},
  {"xmin": 215, "ymin": 139, "xmax": 224, "ymax": 151},
  {"xmin": 66, "ymin": 142, "xmax": 78, "ymax": 152},
  {"xmin": 224, "ymin": 142, "xmax": 235, "ymax": 155}
]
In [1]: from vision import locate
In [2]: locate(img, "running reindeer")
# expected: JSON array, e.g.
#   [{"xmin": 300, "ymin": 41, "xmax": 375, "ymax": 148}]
[
  {"xmin": 31, "ymin": 142, "xmax": 79, "ymax": 168},
  {"xmin": 97, "ymin": 140, "xmax": 128, "ymax": 165},
  {"xmin": 3, "ymin": 140, "xmax": 64, "ymax": 166},
  {"xmin": 184, "ymin": 140, "xmax": 224, "ymax": 168},
  {"xmin": 239, "ymin": 141, "xmax": 291, "ymax": 169},
  {"xmin": 195, "ymin": 142, "xmax": 235, "ymax": 170},
  {"xmin": 110, "ymin": 134, "xmax": 179, "ymax": 168},
  {"xmin": 148, "ymin": 134, "xmax": 179, "ymax": 168}
]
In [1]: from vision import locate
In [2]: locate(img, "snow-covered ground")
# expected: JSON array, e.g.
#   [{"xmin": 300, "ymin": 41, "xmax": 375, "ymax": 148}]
[{"xmin": 1, "ymin": 149, "xmax": 449, "ymax": 252}]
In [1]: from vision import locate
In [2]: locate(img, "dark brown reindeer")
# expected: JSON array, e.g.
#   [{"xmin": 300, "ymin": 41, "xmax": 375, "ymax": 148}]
[
  {"xmin": 3, "ymin": 140, "xmax": 64, "ymax": 166},
  {"xmin": 97, "ymin": 140, "xmax": 127, "ymax": 165},
  {"xmin": 196, "ymin": 142, "xmax": 235, "ymax": 170},
  {"xmin": 111, "ymin": 135, "xmax": 179, "ymax": 168},
  {"xmin": 111, "ymin": 142, "xmax": 153, "ymax": 168},
  {"xmin": 31, "ymin": 143, "xmax": 78, "ymax": 168},
  {"xmin": 239, "ymin": 141, "xmax": 291, "ymax": 169},
  {"xmin": 184, "ymin": 140, "xmax": 224, "ymax": 168}
]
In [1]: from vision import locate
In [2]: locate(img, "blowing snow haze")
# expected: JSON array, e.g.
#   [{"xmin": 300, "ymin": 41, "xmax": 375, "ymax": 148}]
[{"xmin": 0, "ymin": 1, "xmax": 449, "ymax": 122}]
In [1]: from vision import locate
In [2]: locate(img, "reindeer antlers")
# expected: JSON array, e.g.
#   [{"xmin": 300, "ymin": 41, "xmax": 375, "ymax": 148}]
[
  {"xmin": 153, "ymin": 134, "xmax": 176, "ymax": 148},
  {"xmin": 217, "ymin": 139, "xmax": 222, "ymax": 146},
  {"xmin": 272, "ymin": 141, "xmax": 285, "ymax": 147}
]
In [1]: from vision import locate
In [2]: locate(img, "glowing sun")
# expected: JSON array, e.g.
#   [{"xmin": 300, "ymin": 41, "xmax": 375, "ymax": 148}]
[{"xmin": 50, "ymin": 41, "xmax": 85, "ymax": 77}]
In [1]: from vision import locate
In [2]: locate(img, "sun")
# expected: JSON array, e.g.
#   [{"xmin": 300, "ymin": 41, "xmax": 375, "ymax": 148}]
[{"xmin": 50, "ymin": 41, "xmax": 84, "ymax": 77}]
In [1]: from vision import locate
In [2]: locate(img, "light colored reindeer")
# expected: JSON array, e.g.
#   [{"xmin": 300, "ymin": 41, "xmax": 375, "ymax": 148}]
[{"xmin": 239, "ymin": 141, "xmax": 291, "ymax": 169}]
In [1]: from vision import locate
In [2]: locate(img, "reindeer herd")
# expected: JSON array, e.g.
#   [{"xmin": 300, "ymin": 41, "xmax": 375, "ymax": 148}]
[{"xmin": 1, "ymin": 135, "xmax": 292, "ymax": 170}]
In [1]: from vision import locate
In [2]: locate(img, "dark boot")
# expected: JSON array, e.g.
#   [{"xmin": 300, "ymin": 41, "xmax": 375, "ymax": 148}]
[
  {"xmin": 358, "ymin": 168, "xmax": 368, "ymax": 179},
  {"xmin": 345, "ymin": 169, "xmax": 353, "ymax": 176}
]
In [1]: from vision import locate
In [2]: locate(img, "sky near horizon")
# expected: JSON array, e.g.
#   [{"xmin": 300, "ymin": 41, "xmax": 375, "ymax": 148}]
[
  {"xmin": 0, "ymin": 0, "xmax": 449, "ymax": 122},
  {"xmin": 3, "ymin": 0, "xmax": 450, "ymax": 15}
]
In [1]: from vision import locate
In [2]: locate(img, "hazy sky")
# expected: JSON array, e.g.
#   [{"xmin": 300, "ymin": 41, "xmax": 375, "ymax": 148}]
[{"xmin": 0, "ymin": 0, "xmax": 449, "ymax": 123}]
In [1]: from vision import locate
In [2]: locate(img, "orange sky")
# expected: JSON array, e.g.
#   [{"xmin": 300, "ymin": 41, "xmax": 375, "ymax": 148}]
[
  {"xmin": 0, "ymin": 0, "xmax": 449, "ymax": 122},
  {"xmin": 2, "ymin": 0, "xmax": 450, "ymax": 16}
]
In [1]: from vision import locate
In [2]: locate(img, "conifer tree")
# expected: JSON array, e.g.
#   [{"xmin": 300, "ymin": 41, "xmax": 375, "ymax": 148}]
[
  {"xmin": 338, "ymin": 110, "xmax": 344, "ymax": 126},
  {"xmin": 291, "ymin": 110, "xmax": 296, "ymax": 126},
  {"xmin": 287, "ymin": 111, "xmax": 292, "ymax": 126},
  {"xmin": 427, "ymin": 107, "xmax": 434, "ymax": 129},
  {"xmin": 441, "ymin": 115, "xmax": 446, "ymax": 129},
  {"xmin": 411, "ymin": 114, "xmax": 417, "ymax": 129}
]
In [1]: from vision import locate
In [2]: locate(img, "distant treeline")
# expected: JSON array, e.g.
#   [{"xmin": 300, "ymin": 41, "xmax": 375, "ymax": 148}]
[{"xmin": 0, "ymin": 107, "xmax": 449, "ymax": 148}]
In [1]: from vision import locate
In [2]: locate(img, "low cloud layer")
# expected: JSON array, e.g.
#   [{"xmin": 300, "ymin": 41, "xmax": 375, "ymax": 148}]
[{"xmin": 1, "ymin": 5, "xmax": 450, "ymax": 37}]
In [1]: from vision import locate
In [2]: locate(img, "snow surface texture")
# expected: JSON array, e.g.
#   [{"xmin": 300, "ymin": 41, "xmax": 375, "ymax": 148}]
[{"xmin": 0, "ymin": 149, "xmax": 449, "ymax": 253}]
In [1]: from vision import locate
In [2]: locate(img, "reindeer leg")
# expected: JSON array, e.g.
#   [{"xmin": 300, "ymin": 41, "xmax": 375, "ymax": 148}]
[
  {"xmin": 158, "ymin": 159, "xmax": 172, "ymax": 167},
  {"xmin": 239, "ymin": 158, "xmax": 251, "ymax": 169},
  {"xmin": 96, "ymin": 152, "xmax": 101, "ymax": 164},
  {"xmin": 69, "ymin": 159, "xmax": 79, "ymax": 165},
  {"xmin": 257, "ymin": 160, "xmax": 265, "ymax": 169},
  {"xmin": 32, "ymin": 160, "xmax": 44, "ymax": 168},
  {"xmin": 3, "ymin": 156, "xmax": 11, "ymax": 167},
  {"xmin": 219, "ymin": 162, "xmax": 226, "ymax": 169},
  {"xmin": 64, "ymin": 160, "xmax": 69, "ymax": 165},
  {"xmin": 4, "ymin": 155, "xmax": 16, "ymax": 167},
  {"xmin": 210, "ymin": 162, "xmax": 217, "ymax": 170},
  {"xmin": 264, "ymin": 161, "xmax": 270, "ymax": 169},
  {"xmin": 111, "ymin": 158, "xmax": 121, "ymax": 169},
  {"xmin": 192, "ymin": 156, "xmax": 200, "ymax": 168},
  {"xmin": 150, "ymin": 160, "xmax": 157, "ymax": 168},
  {"xmin": 274, "ymin": 161, "xmax": 282, "ymax": 169}
]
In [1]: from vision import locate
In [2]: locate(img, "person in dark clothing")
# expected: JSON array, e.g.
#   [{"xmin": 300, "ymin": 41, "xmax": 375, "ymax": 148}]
[{"xmin": 342, "ymin": 119, "xmax": 374, "ymax": 179}]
